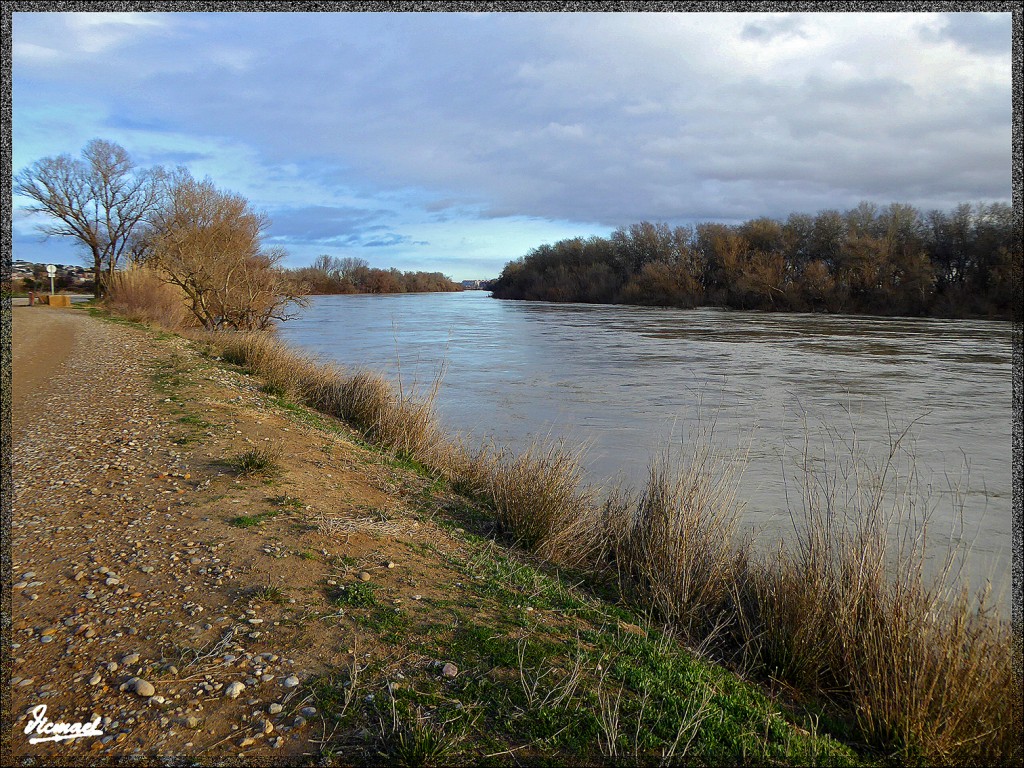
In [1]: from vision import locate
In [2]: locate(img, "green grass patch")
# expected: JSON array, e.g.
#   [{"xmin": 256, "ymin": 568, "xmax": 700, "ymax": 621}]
[
  {"xmin": 259, "ymin": 381, "xmax": 288, "ymax": 398},
  {"xmin": 355, "ymin": 606, "xmax": 411, "ymax": 644},
  {"xmin": 328, "ymin": 581, "xmax": 378, "ymax": 608},
  {"xmin": 178, "ymin": 414, "xmax": 210, "ymax": 428},
  {"xmin": 228, "ymin": 510, "xmax": 280, "ymax": 528},
  {"xmin": 268, "ymin": 494, "xmax": 304, "ymax": 510}
]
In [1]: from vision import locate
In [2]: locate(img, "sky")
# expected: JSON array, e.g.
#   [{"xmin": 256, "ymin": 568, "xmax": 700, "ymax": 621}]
[{"xmin": 10, "ymin": 10, "xmax": 1013, "ymax": 281}]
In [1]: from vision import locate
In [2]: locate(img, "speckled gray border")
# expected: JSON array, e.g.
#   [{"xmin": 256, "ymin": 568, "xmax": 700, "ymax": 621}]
[{"xmin": 1, "ymin": 3, "xmax": 1020, "ymax": 765}]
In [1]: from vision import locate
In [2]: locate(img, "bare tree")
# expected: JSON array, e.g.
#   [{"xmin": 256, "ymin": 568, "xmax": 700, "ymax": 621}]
[
  {"xmin": 14, "ymin": 139, "xmax": 163, "ymax": 297},
  {"xmin": 147, "ymin": 171, "xmax": 307, "ymax": 330}
]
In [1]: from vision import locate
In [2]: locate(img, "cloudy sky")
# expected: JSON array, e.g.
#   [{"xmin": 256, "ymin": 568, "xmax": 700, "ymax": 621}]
[{"xmin": 11, "ymin": 10, "xmax": 1012, "ymax": 280}]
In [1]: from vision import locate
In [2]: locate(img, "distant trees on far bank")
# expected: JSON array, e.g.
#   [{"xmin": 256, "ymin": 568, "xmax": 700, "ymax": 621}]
[
  {"xmin": 491, "ymin": 202, "xmax": 1020, "ymax": 319},
  {"xmin": 289, "ymin": 255, "xmax": 463, "ymax": 295}
]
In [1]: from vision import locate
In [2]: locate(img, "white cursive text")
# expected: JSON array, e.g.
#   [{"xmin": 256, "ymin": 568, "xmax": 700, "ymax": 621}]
[{"xmin": 24, "ymin": 704, "xmax": 105, "ymax": 744}]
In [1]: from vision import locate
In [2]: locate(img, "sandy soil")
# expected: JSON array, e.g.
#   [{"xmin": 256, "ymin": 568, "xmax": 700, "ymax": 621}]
[{"xmin": 7, "ymin": 306, "xmax": 479, "ymax": 765}]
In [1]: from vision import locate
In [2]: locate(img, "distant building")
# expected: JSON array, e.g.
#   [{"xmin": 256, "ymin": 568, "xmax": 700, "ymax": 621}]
[{"xmin": 460, "ymin": 279, "xmax": 489, "ymax": 290}]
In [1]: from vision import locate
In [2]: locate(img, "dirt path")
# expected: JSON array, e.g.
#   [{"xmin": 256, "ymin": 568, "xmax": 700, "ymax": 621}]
[
  {"xmin": 10, "ymin": 307, "xmax": 77, "ymax": 413},
  {"xmin": 7, "ymin": 306, "xmax": 476, "ymax": 764}
]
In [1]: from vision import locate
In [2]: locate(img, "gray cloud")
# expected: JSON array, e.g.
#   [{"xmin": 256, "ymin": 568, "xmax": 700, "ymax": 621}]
[
  {"xmin": 740, "ymin": 14, "xmax": 807, "ymax": 42},
  {"xmin": 924, "ymin": 12, "xmax": 1010, "ymax": 55},
  {"xmin": 12, "ymin": 11, "xmax": 1012, "ymax": 278},
  {"xmin": 267, "ymin": 205, "xmax": 394, "ymax": 242}
]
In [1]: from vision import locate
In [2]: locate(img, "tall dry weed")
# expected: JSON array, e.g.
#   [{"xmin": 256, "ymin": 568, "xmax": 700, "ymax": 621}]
[
  {"xmin": 455, "ymin": 440, "xmax": 592, "ymax": 551},
  {"xmin": 733, "ymin": 418, "xmax": 1019, "ymax": 764},
  {"xmin": 603, "ymin": 440, "xmax": 747, "ymax": 642},
  {"xmin": 105, "ymin": 267, "xmax": 193, "ymax": 329}
]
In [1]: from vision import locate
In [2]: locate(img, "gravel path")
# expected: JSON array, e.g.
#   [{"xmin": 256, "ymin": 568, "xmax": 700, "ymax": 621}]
[
  {"xmin": 8, "ymin": 308, "xmax": 340, "ymax": 763},
  {"xmin": 8, "ymin": 306, "xmax": 478, "ymax": 765}
]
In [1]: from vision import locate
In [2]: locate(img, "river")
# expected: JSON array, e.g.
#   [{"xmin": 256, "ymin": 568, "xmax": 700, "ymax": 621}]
[{"xmin": 277, "ymin": 291, "xmax": 1015, "ymax": 605}]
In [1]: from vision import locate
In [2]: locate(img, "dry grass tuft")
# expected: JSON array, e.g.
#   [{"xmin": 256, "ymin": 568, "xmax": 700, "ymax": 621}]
[
  {"xmin": 105, "ymin": 267, "xmax": 194, "ymax": 329},
  {"xmin": 455, "ymin": 440, "xmax": 592, "ymax": 551},
  {"xmin": 622, "ymin": 448, "xmax": 745, "ymax": 638},
  {"xmin": 731, "ymin": 421, "xmax": 1020, "ymax": 765}
]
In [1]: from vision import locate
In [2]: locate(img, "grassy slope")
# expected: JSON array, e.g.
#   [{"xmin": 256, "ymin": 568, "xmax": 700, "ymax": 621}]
[{"xmin": 81, "ymin": 303, "xmax": 870, "ymax": 767}]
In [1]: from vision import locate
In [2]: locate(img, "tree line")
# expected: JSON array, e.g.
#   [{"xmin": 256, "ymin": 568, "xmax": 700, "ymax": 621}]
[
  {"xmin": 289, "ymin": 255, "xmax": 462, "ymax": 295},
  {"xmin": 490, "ymin": 202, "xmax": 1020, "ymax": 319},
  {"xmin": 14, "ymin": 139, "xmax": 459, "ymax": 331}
]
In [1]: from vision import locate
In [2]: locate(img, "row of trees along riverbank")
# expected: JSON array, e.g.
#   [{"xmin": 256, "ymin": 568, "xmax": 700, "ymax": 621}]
[
  {"xmin": 288, "ymin": 254, "xmax": 463, "ymax": 294},
  {"xmin": 491, "ymin": 202, "xmax": 1019, "ymax": 319}
]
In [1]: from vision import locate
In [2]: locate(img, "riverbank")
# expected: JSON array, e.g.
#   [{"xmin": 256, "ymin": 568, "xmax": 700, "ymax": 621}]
[{"xmin": 7, "ymin": 305, "xmax": 868, "ymax": 766}]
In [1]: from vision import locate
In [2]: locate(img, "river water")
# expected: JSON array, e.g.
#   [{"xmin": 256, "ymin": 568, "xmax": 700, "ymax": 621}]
[{"xmin": 277, "ymin": 292, "xmax": 1014, "ymax": 604}]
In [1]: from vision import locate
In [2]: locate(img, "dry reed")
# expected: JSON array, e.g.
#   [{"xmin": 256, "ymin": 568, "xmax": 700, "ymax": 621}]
[{"xmin": 105, "ymin": 267, "xmax": 194, "ymax": 329}]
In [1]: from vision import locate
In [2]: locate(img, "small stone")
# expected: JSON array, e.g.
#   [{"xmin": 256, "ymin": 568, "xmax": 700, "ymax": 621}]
[
  {"xmin": 133, "ymin": 679, "xmax": 156, "ymax": 697},
  {"xmin": 357, "ymin": 571, "xmax": 371, "ymax": 582},
  {"xmin": 299, "ymin": 706, "xmax": 317, "ymax": 718},
  {"xmin": 89, "ymin": 673, "xmax": 102, "ymax": 686},
  {"xmin": 262, "ymin": 719, "xmax": 275, "ymax": 734},
  {"xmin": 121, "ymin": 653, "xmax": 140, "ymax": 666},
  {"xmin": 238, "ymin": 736, "xmax": 255, "ymax": 748},
  {"xmin": 282, "ymin": 675, "xmax": 300, "ymax": 689},
  {"xmin": 185, "ymin": 716, "xmax": 201, "ymax": 729},
  {"xmin": 268, "ymin": 703, "xmax": 283, "ymax": 715},
  {"xmin": 225, "ymin": 681, "xmax": 246, "ymax": 699},
  {"xmin": 292, "ymin": 715, "xmax": 306, "ymax": 728},
  {"xmin": 441, "ymin": 663, "xmax": 458, "ymax": 679}
]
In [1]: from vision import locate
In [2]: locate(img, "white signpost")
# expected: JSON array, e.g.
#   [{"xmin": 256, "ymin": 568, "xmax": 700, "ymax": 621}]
[{"xmin": 46, "ymin": 264, "xmax": 56, "ymax": 295}]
